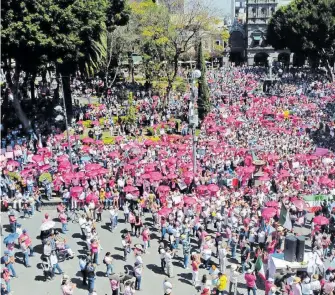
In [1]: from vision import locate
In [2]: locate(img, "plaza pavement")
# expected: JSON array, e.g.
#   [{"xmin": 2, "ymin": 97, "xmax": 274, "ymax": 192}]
[{"xmin": 1, "ymin": 209, "xmax": 312, "ymax": 295}]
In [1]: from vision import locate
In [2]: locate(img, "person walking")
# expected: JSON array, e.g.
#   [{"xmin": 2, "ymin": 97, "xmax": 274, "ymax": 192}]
[
  {"xmin": 18, "ymin": 229, "xmax": 34, "ymax": 257},
  {"xmin": 20, "ymin": 236, "xmax": 31, "ymax": 268},
  {"xmin": 59, "ymin": 210, "xmax": 68, "ymax": 234},
  {"xmin": 182, "ymin": 235, "xmax": 191, "ymax": 269},
  {"xmin": 134, "ymin": 262, "xmax": 143, "ymax": 291},
  {"xmin": 164, "ymin": 248, "xmax": 174, "ymax": 278},
  {"xmin": 1, "ymin": 268, "xmax": 11, "ymax": 294},
  {"xmin": 86, "ymin": 262, "xmax": 96, "ymax": 292},
  {"xmin": 103, "ymin": 252, "xmax": 114, "ymax": 277},
  {"xmin": 229, "ymin": 265, "xmax": 239, "ymax": 295},
  {"xmin": 216, "ymin": 272, "xmax": 228, "ymax": 295},
  {"xmin": 79, "ymin": 255, "xmax": 88, "ymax": 286},
  {"xmin": 191, "ymin": 254, "xmax": 200, "ymax": 286},
  {"xmin": 244, "ymin": 269, "xmax": 257, "ymax": 295},
  {"xmin": 3, "ymin": 251, "xmax": 17, "ymax": 278},
  {"xmin": 50, "ymin": 250, "xmax": 63, "ymax": 275},
  {"xmin": 218, "ymin": 242, "xmax": 227, "ymax": 273},
  {"xmin": 61, "ymin": 275, "xmax": 76, "ymax": 295}
]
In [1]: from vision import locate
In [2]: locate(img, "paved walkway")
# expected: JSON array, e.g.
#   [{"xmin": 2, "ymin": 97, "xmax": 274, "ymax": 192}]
[{"xmin": 1, "ymin": 209, "xmax": 269, "ymax": 295}]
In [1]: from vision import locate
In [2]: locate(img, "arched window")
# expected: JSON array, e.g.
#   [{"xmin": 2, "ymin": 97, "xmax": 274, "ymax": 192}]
[
  {"xmin": 252, "ymin": 7, "xmax": 256, "ymax": 17},
  {"xmin": 261, "ymin": 7, "xmax": 267, "ymax": 16}
]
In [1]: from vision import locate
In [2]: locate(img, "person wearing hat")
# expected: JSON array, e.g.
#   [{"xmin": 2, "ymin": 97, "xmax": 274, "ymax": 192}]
[
  {"xmin": 310, "ymin": 274, "xmax": 321, "ymax": 295},
  {"xmin": 19, "ymin": 229, "xmax": 34, "ymax": 257},
  {"xmin": 229, "ymin": 265, "xmax": 239, "ymax": 295},
  {"xmin": 163, "ymin": 278, "xmax": 172, "ymax": 294},
  {"xmin": 61, "ymin": 274, "xmax": 76, "ymax": 295},
  {"xmin": 3, "ymin": 251, "xmax": 17, "ymax": 278},
  {"xmin": 1, "ymin": 268, "xmax": 11, "ymax": 294},
  {"xmin": 200, "ymin": 287, "xmax": 211, "ymax": 295},
  {"xmin": 292, "ymin": 277, "xmax": 302, "ymax": 295}
]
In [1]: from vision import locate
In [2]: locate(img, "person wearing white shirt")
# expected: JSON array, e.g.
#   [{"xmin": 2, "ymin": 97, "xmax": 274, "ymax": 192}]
[
  {"xmin": 229, "ymin": 264, "xmax": 239, "ymax": 295},
  {"xmin": 78, "ymin": 214, "xmax": 87, "ymax": 238},
  {"xmin": 164, "ymin": 249, "xmax": 174, "ymax": 278},
  {"xmin": 310, "ymin": 274, "xmax": 321, "ymax": 293},
  {"xmin": 218, "ymin": 243, "xmax": 227, "ymax": 273}
]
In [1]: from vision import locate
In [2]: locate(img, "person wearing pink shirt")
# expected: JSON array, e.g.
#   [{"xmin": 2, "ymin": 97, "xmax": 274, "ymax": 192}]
[
  {"xmin": 59, "ymin": 211, "xmax": 68, "ymax": 234},
  {"xmin": 244, "ymin": 269, "xmax": 257, "ymax": 295},
  {"xmin": 141, "ymin": 226, "xmax": 150, "ymax": 253},
  {"xmin": 19, "ymin": 229, "xmax": 34, "ymax": 257}
]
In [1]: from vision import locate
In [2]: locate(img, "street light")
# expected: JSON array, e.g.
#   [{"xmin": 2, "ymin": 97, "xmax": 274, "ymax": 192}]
[
  {"xmin": 52, "ymin": 78, "xmax": 74, "ymax": 171},
  {"xmin": 189, "ymin": 69, "xmax": 201, "ymax": 176},
  {"xmin": 267, "ymin": 56, "xmax": 273, "ymax": 80}
]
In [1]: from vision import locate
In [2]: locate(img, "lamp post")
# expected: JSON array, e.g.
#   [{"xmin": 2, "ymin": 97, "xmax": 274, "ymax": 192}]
[
  {"xmin": 189, "ymin": 69, "xmax": 201, "ymax": 175},
  {"xmin": 267, "ymin": 56, "xmax": 273, "ymax": 80},
  {"xmin": 52, "ymin": 77, "xmax": 74, "ymax": 171}
]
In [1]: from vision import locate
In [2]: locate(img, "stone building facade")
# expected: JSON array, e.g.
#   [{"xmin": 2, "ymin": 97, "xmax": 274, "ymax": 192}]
[{"xmin": 246, "ymin": 0, "xmax": 291, "ymax": 66}]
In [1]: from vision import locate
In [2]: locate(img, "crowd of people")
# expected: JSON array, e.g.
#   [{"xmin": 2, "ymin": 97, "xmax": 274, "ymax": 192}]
[{"xmin": 1, "ymin": 66, "xmax": 335, "ymax": 295}]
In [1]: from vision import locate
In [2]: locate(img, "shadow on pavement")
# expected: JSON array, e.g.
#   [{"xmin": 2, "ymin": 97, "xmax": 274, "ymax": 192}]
[
  {"xmin": 96, "ymin": 271, "xmax": 106, "ymax": 277},
  {"xmin": 35, "ymin": 275, "xmax": 46, "ymax": 282},
  {"xmin": 71, "ymin": 277, "xmax": 89, "ymax": 290},
  {"xmin": 112, "ymin": 254, "xmax": 124, "ymax": 261},
  {"xmin": 146, "ymin": 263, "xmax": 163, "ymax": 274},
  {"xmin": 72, "ymin": 233, "xmax": 82, "ymax": 239}
]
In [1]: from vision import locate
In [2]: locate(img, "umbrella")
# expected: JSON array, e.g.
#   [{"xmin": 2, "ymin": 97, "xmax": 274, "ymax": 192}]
[
  {"xmin": 313, "ymin": 215, "xmax": 329, "ymax": 225},
  {"xmin": 57, "ymin": 155, "xmax": 69, "ymax": 162},
  {"xmin": 208, "ymin": 184, "xmax": 219, "ymax": 193},
  {"xmin": 75, "ymin": 171, "xmax": 86, "ymax": 179},
  {"xmin": 71, "ymin": 186, "xmax": 83, "ymax": 195},
  {"xmin": 150, "ymin": 172, "xmax": 162, "ymax": 182},
  {"xmin": 158, "ymin": 185, "xmax": 170, "ymax": 193},
  {"xmin": 3, "ymin": 233, "xmax": 19, "ymax": 244},
  {"xmin": 40, "ymin": 220, "xmax": 55, "ymax": 231},
  {"xmin": 86, "ymin": 193, "xmax": 99, "ymax": 203},
  {"xmin": 167, "ymin": 173, "xmax": 178, "ymax": 179},
  {"xmin": 7, "ymin": 160, "xmax": 20, "ymax": 167},
  {"xmin": 265, "ymin": 201, "xmax": 278, "ymax": 208},
  {"xmin": 82, "ymin": 137, "xmax": 95, "ymax": 144},
  {"xmin": 85, "ymin": 163, "xmax": 101, "ymax": 171},
  {"xmin": 262, "ymin": 207, "xmax": 277, "ymax": 219},
  {"xmin": 183, "ymin": 196, "xmax": 197, "ymax": 205},
  {"xmin": 183, "ymin": 171, "xmax": 193, "ymax": 179},
  {"xmin": 108, "ymin": 152, "xmax": 119, "ymax": 158},
  {"xmin": 158, "ymin": 207, "xmax": 172, "ymax": 217},
  {"xmin": 39, "ymin": 164, "xmax": 51, "ymax": 172},
  {"xmin": 196, "ymin": 185, "xmax": 208, "ymax": 194},
  {"xmin": 32, "ymin": 155, "xmax": 44, "ymax": 163},
  {"xmin": 124, "ymin": 164, "xmax": 135, "ymax": 170},
  {"xmin": 124, "ymin": 186, "xmax": 138, "ymax": 193},
  {"xmin": 141, "ymin": 173, "xmax": 151, "ymax": 179},
  {"xmin": 39, "ymin": 172, "xmax": 52, "ymax": 183}
]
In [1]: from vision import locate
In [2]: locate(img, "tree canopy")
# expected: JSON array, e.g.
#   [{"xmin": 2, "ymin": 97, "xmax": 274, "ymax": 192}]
[{"xmin": 267, "ymin": 0, "xmax": 335, "ymax": 80}]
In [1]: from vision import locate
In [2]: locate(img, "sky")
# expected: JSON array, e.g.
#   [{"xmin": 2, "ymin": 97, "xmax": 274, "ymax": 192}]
[{"xmin": 210, "ymin": 0, "xmax": 233, "ymax": 17}]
